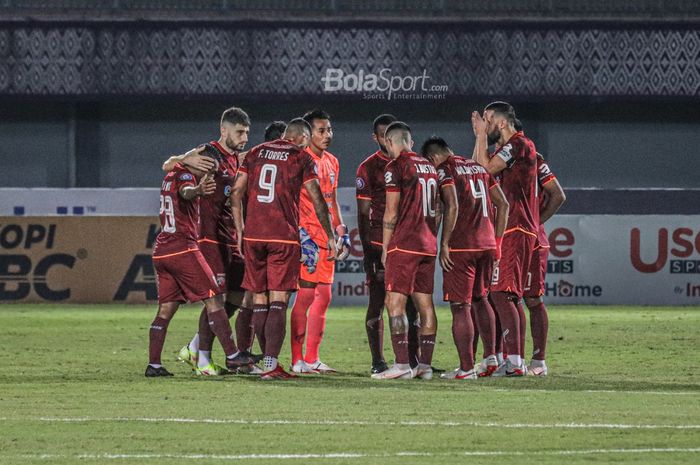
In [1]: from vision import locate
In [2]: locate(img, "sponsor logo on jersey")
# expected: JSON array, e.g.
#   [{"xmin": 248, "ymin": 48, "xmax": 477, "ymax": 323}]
[
  {"xmin": 355, "ymin": 177, "xmax": 365, "ymax": 190},
  {"xmin": 179, "ymin": 173, "xmax": 194, "ymax": 181},
  {"xmin": 384, "ymin": 171, "xmax": 393, "ymax": 184},
  {"xmin": 224, "ymin": 185, "xmax": 232, "ymax": 197}
]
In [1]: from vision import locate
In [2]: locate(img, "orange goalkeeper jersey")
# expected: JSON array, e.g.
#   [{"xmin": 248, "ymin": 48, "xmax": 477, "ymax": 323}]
[{"xmin": 298, "ymin": 147, "xmax": 340, "ymax": 243}]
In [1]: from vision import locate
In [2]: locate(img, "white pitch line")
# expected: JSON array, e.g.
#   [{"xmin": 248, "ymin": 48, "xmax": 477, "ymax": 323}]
[
  {"xmin": 491, "ymin": 388, "xmax": 699, "ymax": 396},
  {"xmin": 12, "ymin": 448, "xmax": 700, "ymax": 461},
  {"xmin": 23, "ymin": 416, "xmax": 700, "ymax": 430}
]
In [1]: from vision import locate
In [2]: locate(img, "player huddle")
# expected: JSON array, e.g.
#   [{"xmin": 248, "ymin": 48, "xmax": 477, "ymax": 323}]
[{"xmin": 146, "ymin": 102, "xmax": 565, "ymax": 381}]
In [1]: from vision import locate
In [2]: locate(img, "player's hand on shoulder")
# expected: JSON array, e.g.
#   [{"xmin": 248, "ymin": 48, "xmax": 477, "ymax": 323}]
[
  {"xmin": 184, "ymin": 146, "xmax": 216, "ymax": 173},
  {"xmin": 196, "ymin": 173, "xmax": 217, "ymax": 196}
]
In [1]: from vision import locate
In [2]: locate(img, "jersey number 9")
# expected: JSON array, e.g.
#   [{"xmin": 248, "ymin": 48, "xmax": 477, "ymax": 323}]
[{"xmin": 257, "ymin": 164, "xmax": 278, "ymax": 203}]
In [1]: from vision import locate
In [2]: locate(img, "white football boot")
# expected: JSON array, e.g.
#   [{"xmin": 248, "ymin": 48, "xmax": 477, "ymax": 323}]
[{"xmin": 371, "ymin": 363, "xmax": 413, "ymax": 380}]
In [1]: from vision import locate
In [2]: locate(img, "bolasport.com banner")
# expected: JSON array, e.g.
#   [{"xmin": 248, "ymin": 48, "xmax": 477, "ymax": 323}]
[{"xmin": 0, "ymin": 190, "xmax": 698, "ymax": 305}]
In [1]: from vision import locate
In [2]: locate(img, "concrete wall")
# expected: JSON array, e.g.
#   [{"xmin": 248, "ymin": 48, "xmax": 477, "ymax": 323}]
[{"xmin": 1, "ymin": 100, "xmax": 698, "ymax": 189}]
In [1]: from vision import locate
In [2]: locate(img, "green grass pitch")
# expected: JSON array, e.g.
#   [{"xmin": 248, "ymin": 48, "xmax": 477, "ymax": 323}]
[{"xmin": 0, "ymin": 305, "xmax": 698, "ymax": 464}]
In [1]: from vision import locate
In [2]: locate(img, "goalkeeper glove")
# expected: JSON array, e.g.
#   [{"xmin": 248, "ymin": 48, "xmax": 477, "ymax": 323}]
[
  {"xmin": 335, "ymin": 224, "xmax": 351, "ymax": 261},
  {"xmin": 299, "ymin": 227, "xmax": 320, "ymax": 273}
]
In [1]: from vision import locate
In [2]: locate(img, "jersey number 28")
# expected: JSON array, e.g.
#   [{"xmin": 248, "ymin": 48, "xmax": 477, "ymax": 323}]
[{"xmin": 159, "ymin": 195, "xmax": 176, "ymax": 233}]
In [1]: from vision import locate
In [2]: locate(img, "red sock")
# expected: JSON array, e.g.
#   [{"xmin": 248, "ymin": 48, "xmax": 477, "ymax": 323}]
[
  {"xmin": 251, "ymin": 304, "xmax": 268, "ymax": 353},
  {"xmin": 406, "ymin": 299, "xmax": 420, "ymax": 368},
  {"xmin": 490, "ymin": 292, "xmax": 521, "ymax": 357},
  {"xmin": 208, "ymin": 309, "xmax": 237, "ymax": 357},
  {"xmin": 290, "ymin": 287, "xmax": 315, "ymax": 364},
  {"xmin": 516, "ymin": 298, "xmax": 527, "ymax": 358},
  {"xmin": 418, "ymin": 333, "xmax": 436, "ymax": 366},
  {"xmin": 235, "ymin": 306, "xmax": 254, "ymax": 352},
  {"xmin": 528, "ymin": 301, "xmax": 549, "ymax": 360},
  {"xmin": 390, "ymin": 332, "xmax": 409, "ymax": 364},
  {"xmin": 198, "ymin": 307, "xmax": 214, "ymax": 352},
  {"xmin": 264, "ymin": 301, "xmax": 288, "ymax": 358},
  {"xmin": 365, "ymin": 279, "xmax": 385, "ymax": 365},
  {"xmin": 148, "ymin": 316, "xmax": 170, "ymax": 365},
  {"xmin": 472, "ymin": 296, "xmax": 496, "ymax": 358},
  {"xmin": 304, "ymin": 284, "xmax": 332, "ymax": 363},
  {"xmin": 450, "ymin": 303, "xmax": 474, "ymax": 371}
]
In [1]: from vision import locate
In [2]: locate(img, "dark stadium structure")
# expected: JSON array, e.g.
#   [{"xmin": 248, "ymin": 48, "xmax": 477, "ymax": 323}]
[{"xmin": 0, "ymin": 0, "xmax": 698, "ymax": 214}]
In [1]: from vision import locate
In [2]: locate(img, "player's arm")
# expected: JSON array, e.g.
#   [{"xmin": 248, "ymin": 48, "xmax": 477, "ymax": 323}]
[
  {"xmin": 540, "ymin": 178, "xmax": 566, "ymax": 224},
  {"xmin": 471, "ymin": 111, "xmax": 507, "ymax": 175},
  {"xmin": 330, "ymin": 184, "xmax": 352, "ymax": 260},
  {"xmin": 304, "ymin": 179, "xmax": 337, "ymax": 260},
  {"xmin": 163, "ymin": 146, "xmax": 216, "ymax": 173},
  {"xmin": 489, "ymin": 183, "xmax": 509, "ymax": 260},
  {"xmin": 357, "ymin": 197, "xmax": 371, "ymax": 252},
  {"xmin": 382, "ymin": 191, "xmax": 400, "ymax": 266},
  {"xmin": 179, "ymin": 174, "xmax": 215, "ymax": 200},
  {"xmin": 231, "ymin": 171, "xmax": 248, "ymax": 255},
  {"xmin": 438, "ymin": 184, "xmax": 458, "ymax": 271}
]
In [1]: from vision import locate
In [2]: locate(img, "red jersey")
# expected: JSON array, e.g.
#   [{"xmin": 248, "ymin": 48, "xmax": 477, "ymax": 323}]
[
  {"xmin": 239, "ymin": 139, "xmax": 318, "ymax": 243},
  {"xmin": 198, "ymin": 141, "xmax": 239, "ymax": 245},
  {"xmin": 491, "ymin": 131, "xmax": 540, "ymax": 235},
  {"xmin": 536, "ymin": 153, "xmax": 557, "ymax": 249},
  {"xmin": 356, "ymin": 150, "xmax": 391, "ymax": 246},
  {"xmin": 299, "ymin": 148, "xmax": 340, "ymax": 243},
  {"xmin": 385, "ymin": 151, "xmax": 439, "ymax": 256},
  {"xmin": 153, "ymin": 164, "xmax": 200, "ymax": 257},
  {"xmin": 437, "ymin": 155, "xmax": 497, "ymax": 251}
]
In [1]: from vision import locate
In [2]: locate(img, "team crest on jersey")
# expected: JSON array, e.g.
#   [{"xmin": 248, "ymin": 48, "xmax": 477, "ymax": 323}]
[
  {"xmin": 356, "ymin": 177, "xmax": 365, "ymax": 190},
  {"xmin": 224, "ymin": 185, "xmax": 232, "ymax": 197},
  {"xmin": 329, "ymin": 171, "xmax": 336, "ymax": 186},
  {"xmin": 179, "ymin": 173, "xmax": 194, "ymax": 181},
  {"xmin": 216, "ymin": 274, "xmax": 225, "ymax": 287}
]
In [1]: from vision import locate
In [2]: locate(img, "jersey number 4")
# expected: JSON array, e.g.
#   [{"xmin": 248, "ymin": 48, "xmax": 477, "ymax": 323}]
[
  {"xmin": 159, "ymin": 195, "xmax": 176, "ymax": 233},
  {"xmin": 257, "ymin": 164, "xmax": 278, "ymax": 203},
  {"xmin": 469, "ymin": 179, "xmax": 489, "ymax": 218}
]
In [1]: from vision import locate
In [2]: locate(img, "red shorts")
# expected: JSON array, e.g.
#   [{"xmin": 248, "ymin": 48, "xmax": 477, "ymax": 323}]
[
  {"xmin": 300, "ymin": 243, "xmax": 335, "ymax": 284},
  {"xmin": 153, "ymin": 249, "xmax": 222, "ymax": 304},
  {"xmin": 198, "ymin": 239, "xmax": 245, "ymax": 293},
  {"xmin": 242, "ymin": 240, "xmax": 301, "ymax": 293},
  {"xmin": 385, "ymin": 250, "xmax": 436, "ymax": 295},
  {"xmin": 443, "ymin": 249, "xmax": 495, "ymax": 303},
  {"xmin": 491, "ymin": 231, "xmax": 537, "ymax": 297},
  {"xmin": 523, "ymin": 246, "xmax": 549, "ymax": 298}
]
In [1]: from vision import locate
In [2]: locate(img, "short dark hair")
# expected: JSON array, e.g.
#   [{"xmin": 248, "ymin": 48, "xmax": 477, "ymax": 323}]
[
  {"xmin": 484, "ymin": 101, "xmax": 516, "ymax": 125},
  {"xmin": 384, "ymin": 121, "xmax": 411, "ymax": 137},
  {"xmin": 285, "ymin": 117, "xmax": 312, "ymax": 137},
  {"xmin": 421, "ymin": 136, "xmax": 451, "ymax": 158},
  {"xmin": 302, "ymin": 109, "xmax": 331, "ymax": 127},
  {"xmin": 264, "ymin": 121, "xmax": 287, "ymax": 141},
  {"xmin": 221, "ymin": 107, "xmax": 251, "ymax": 127},
  {"xmin": 514, "ymin": 118, "xmax": 523, "ymax": 132},
  {"xmin": 373, "ymin": 114, "xmax": 397, "ymax": 135}
]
